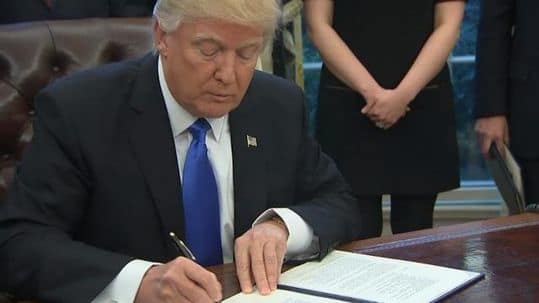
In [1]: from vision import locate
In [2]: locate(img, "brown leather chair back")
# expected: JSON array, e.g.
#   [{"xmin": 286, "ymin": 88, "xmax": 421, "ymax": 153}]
[{"xmin": 0, "ymin": 18, "xmax": 154, "ymax": 202}]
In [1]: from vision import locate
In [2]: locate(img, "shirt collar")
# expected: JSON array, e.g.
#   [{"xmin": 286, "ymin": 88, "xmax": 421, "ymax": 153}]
[{"xmin": 157, "ymin": 56, "xmax": 228, "ymax": 141}]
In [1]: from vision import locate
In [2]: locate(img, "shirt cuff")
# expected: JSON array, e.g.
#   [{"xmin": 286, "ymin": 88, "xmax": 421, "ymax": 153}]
[
  {"xmin": 253, "ymin": 208, "xmax": 319, "ymax": 259},
  {"xmin": 91, "ymin": 259, "xmax": 159, "ymax": 303}
]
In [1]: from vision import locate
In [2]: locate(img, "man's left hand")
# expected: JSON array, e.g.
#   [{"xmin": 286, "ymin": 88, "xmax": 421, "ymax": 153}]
[{"xmin": 234, "ymin": 218, "xmax": 289, "ymax": 295}]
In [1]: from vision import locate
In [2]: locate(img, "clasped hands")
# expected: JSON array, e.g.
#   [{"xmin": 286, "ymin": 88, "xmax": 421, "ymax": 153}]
[
  {"xmin": 135, "ymin": 219, "xmax": 289, "ymax": 303},
  {"xmin": 361, "ymin": 87, "xmax": 412, "ymax": 130}
]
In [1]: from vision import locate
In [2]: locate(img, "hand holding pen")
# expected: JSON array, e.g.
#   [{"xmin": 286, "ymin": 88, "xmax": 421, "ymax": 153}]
[{"xmin": 134, "ymin": 233, "xmax": 222, "ymax": 303}]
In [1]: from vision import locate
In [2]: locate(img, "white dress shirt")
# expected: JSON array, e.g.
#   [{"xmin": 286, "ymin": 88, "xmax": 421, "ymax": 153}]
[{"xmin": 92, "ymin": 57, "xmax": 316, "ymax": 302}]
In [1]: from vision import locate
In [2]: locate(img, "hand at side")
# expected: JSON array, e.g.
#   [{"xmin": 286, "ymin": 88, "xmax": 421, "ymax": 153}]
[{"xmin": 474, "ymin": 115, "xmax": 509, "ymax": 155}]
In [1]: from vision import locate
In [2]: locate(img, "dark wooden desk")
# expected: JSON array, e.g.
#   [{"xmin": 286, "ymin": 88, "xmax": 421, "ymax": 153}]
[
  {"xmin": 3, "ymin": 213, "xmax": 537, "ymax": 302},
  {"xmin": 211, "ymin": 213, "xmax": 539, "ymax": 302}
]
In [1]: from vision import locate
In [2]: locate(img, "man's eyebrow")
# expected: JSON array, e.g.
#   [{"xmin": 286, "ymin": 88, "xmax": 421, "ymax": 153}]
[
  {"xmin": 192, "ymin": 34, "xmax": 223, "ymax": 45},
  {"xmin": 192, "ymin": 34, "xmax": 263, "ymax": 49},
  {"xmin": 236, "ymin": 38, "xmax": 264, "ymax": 51}
]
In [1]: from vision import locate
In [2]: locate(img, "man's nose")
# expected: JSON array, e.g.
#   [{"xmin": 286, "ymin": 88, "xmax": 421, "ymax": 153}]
[{"xmin": 214, "ymin": 52, "xmax": 236, "ymax": 85}]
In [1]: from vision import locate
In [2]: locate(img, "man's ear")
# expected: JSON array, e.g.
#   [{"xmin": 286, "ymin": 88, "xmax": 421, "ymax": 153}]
[{"xmin": 153, "ymin": 21, "xmax": 168, "ymax": 56}]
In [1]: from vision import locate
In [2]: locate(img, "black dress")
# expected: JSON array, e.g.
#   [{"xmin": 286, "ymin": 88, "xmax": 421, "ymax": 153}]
[{"xmin": 316, "ymin": 0, "xmax": 460, "ymax": 195}]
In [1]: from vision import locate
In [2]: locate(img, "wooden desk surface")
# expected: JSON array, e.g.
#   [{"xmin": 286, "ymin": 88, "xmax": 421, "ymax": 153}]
[{"xmin": 212, "ymin": 213, "xmax": 539, "ymax": 302}]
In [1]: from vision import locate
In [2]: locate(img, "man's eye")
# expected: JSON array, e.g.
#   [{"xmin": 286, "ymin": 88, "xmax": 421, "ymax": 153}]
[
  {"xmin": 195, "ymin": 41, "xmax": 220, "ymax": 57},
  {"xmin": 238, "ymin": 47, "xmax": 259, "ymax": 60},
  {"xmin": 200, "ymin": 47, "xmax": 219, "ymax": 57}
]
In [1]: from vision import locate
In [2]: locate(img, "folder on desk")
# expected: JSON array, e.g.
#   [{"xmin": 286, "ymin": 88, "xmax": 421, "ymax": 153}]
[
  {"xmin": 277, "ymin": 251, "xmax": 484, "ymax": 303},
  {"xmin": 485, "ymin": 144, "xmax": 525, "ymax": 214},
  {"xmin": 225, "ymin": 250, "xmax": 484, "ymax": 303}
]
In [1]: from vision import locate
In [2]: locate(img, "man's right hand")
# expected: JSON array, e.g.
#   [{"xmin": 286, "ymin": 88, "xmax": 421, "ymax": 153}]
[
  {"xmin": 474, "ymin": 115, "xmax": 509, "ymax": 156},
  {"xmin": 134, "ymin": 257, "xmax": 222, "ymax": 303}
]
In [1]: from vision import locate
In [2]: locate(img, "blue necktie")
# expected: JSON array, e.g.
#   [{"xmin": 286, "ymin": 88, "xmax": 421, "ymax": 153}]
[{"xmin": 182, "ymin": 118, "xmax": 223, "ymax": 266}]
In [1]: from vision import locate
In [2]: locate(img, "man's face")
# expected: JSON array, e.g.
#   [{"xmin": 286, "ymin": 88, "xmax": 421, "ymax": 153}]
[{"xmin": 155, "ymin": 18, "xmax": 264, "ymax": 118}]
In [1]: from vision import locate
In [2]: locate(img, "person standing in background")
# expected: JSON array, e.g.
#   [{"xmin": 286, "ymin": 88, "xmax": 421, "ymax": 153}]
[
  {"xmin": 304, "ymin": 0, "xmax": 465, "ymax": 237},
  {"xmin": 475, "ymin": 0, "xmax": 539, "ymax": 207}
]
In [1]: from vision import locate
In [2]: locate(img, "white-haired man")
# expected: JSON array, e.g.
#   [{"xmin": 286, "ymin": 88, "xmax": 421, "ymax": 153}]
[{"xmin": 0, "ymin": 0, "xmax": 362, "ymax": 302}]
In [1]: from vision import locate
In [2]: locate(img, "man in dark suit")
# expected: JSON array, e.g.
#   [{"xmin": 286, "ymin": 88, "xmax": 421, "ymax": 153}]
[
  {"xmin": 475, "ymin": 0, "xmax": 539, "ymax": 206},
  {"xmin": 0, "ymin": 0, "xmax": 156, "ymax": 24},
  {"xmin": 0, "ymin": 0, "xmax": 362, "ymax": 302}
]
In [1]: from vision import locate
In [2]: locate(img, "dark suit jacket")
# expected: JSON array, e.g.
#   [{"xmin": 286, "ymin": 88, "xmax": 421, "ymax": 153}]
[
  {"xmin": 0, "ymin": 54, "xmax": 362, "ymax": 302},
  {"xmin": 0, "ymin": 0, "xmax": 155, "ymax": 24},
  {"xmin": 475, "ymin": 0, "xmax": 539, "ymax": 158}
]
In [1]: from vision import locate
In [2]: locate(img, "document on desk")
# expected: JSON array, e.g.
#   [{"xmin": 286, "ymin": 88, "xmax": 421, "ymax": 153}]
[
  {"xmin": 224, "ymin": 288, "xmax": 347, "ymax": 303},
  {"xmin": 225, "ymin": 250, "xmax": 483, "ymax": 303}
]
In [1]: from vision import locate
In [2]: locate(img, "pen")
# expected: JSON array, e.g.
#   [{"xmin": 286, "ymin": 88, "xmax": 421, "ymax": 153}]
[{"xmin": 169, "ymin": 232, "xmax": 197, "ymax": 262}]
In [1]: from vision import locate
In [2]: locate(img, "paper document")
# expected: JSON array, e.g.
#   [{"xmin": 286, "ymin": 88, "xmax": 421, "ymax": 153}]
[
  {"xmin": 226, "ymin": 250, "xmax": 483, "ymax": 303},
  {"xmin": 224, "ymin": 289, "xmax": 346, "ymax": 303}
]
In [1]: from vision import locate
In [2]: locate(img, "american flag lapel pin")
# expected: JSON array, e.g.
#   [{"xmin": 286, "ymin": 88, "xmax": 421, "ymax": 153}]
[{"xmin": 246, "ymin": 135, "xmax": 257, "ymax": 148}]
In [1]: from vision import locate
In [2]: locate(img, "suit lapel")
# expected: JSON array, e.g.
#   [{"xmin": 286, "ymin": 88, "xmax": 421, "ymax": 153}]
[
  {"xmin": 229, "ymin": 84, "xmax": 269, "ymax": 237},
  {"xmin": 127, "ymin": 55, "xmax": 184, "ymax": 254}
]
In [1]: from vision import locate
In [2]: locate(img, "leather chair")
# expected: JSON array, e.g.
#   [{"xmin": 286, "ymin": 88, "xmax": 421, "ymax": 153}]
[
  {"xmin": 0, "ymin": 17, "xmax": 153, "ymax": 302},
  {"xmin": 0, "ymin": 17, "xmax": 154, "ymax": 203}
]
